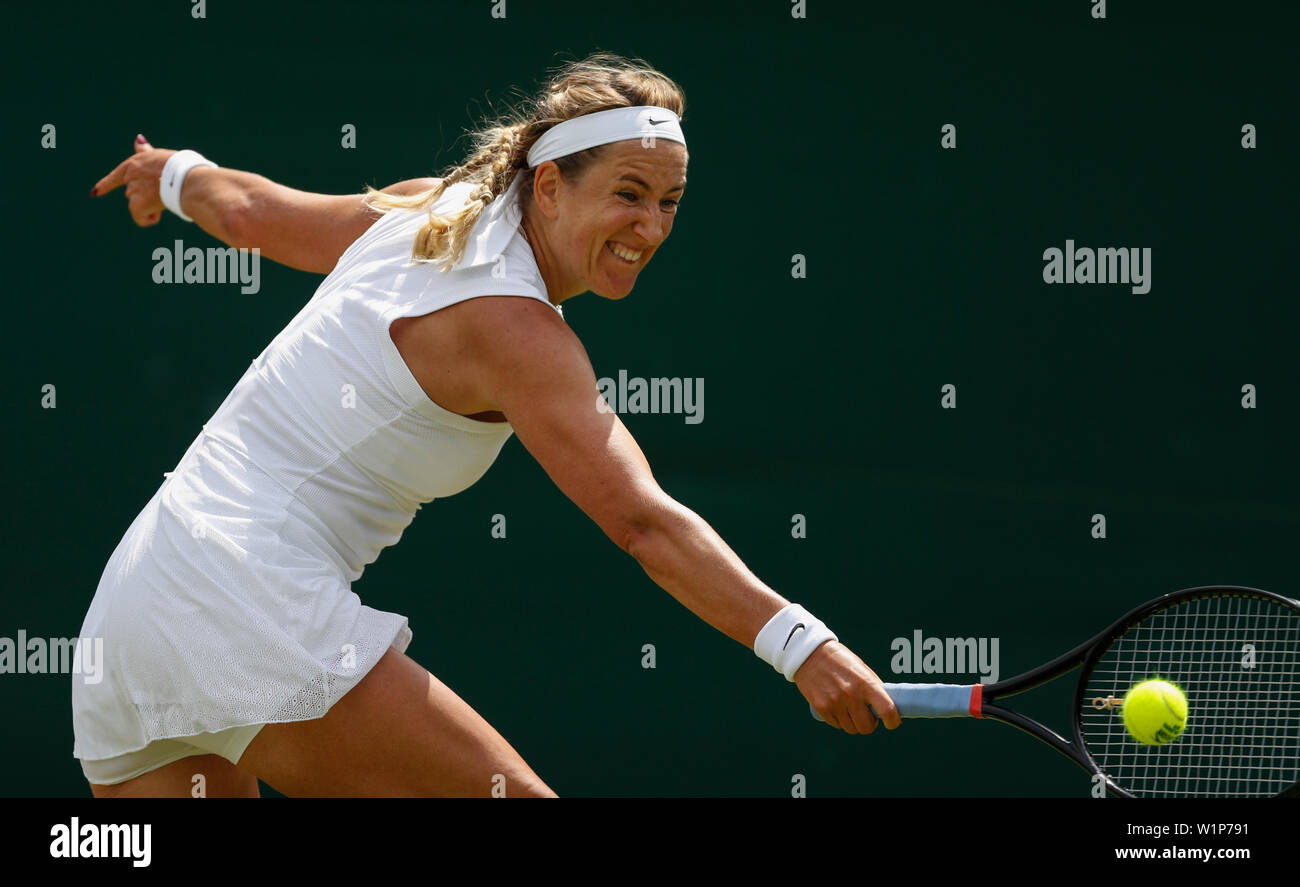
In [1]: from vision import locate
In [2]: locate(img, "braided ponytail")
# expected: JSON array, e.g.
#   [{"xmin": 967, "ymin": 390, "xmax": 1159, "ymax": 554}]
[{"xmin": 363, "ymin": 122, "xmax": 529, "ymax": 272}]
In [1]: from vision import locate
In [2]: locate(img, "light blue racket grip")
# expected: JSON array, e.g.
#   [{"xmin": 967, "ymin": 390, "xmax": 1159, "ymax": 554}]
[{"xmin": 808, "ymin": 683, "xmax": 979, "ymax": 722}]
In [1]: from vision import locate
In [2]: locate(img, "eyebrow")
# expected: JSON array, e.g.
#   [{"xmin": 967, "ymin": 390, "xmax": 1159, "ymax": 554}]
[{"xmin": 617, "ymin": 175, "xmax": 686, "ymax": 194}]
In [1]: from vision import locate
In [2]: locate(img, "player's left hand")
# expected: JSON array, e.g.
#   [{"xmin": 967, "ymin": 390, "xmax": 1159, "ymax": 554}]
[{"xmin": 90, "ymin": 135, "xmax": 176, "ymax": 227}]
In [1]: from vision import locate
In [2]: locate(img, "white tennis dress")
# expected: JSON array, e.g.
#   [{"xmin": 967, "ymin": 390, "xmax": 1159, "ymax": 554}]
[{"xmin": 73, "ymin": 181, "xmax": 558, "ymax": 763}]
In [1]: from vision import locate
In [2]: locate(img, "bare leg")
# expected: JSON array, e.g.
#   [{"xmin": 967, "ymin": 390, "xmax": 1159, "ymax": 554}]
[{"xmin": 237, "ymin": 648, "xmax": 556, "ymax": 797}]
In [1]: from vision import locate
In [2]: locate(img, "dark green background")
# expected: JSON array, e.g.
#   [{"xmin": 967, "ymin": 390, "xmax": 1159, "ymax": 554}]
[{"xmin": 4, "ymin": 0, "xmax": 1297, "ymax": 797}]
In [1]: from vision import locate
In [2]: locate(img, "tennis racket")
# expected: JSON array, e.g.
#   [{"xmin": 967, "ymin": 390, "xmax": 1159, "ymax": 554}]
[{"xmin": 810, "ymin": 585, "xmax": 1300, "ymax": 797}]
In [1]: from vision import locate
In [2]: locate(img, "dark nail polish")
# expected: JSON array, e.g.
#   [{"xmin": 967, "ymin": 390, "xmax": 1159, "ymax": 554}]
[{"xmin": 89, "ymin": 187, "xmax": 98, "ymax": 196}]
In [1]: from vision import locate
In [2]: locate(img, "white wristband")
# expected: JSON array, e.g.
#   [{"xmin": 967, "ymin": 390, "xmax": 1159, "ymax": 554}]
[
  {"xmin": 160, "ymin": 149, "xmax": 217, "ymax": 222},
  {"xmin": 753, "ymin": 603, "xmax": 837, "ymax": 681}
]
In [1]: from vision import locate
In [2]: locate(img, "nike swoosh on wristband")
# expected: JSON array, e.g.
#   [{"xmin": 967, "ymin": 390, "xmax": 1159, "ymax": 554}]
[{"xmin": 783, "ymin": 623, "xmax": 806, "ymax": 650}]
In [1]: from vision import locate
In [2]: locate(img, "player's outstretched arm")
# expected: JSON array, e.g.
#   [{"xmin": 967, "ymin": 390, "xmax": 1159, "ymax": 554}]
[
  {"xmin": 90, "ymin": 135, "xmax": 439, "ymax": 274},
  {"xmin": 460, "ymin": 297, "xmax": 901, "ymax": 735}
]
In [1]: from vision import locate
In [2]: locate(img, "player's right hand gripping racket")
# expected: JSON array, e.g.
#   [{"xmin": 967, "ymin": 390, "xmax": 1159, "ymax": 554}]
[{"xmin": 810, "ymin": 585, "xmax": 1300, "ymax": 797}]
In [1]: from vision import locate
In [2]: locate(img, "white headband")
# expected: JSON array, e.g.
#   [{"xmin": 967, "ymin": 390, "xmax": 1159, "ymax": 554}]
[
  {"xmin": 527, "ymin": 105, "xmax": 686, "ymax": 167},
  {"xmin": 450, "ymin": 106, "xmax": 685, "ymax": 273}
]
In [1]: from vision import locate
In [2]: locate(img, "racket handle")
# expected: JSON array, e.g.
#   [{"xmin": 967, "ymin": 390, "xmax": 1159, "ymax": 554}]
[{"xmin": 808, "ymin": 683, "xmax": 982, "ymax": 722}]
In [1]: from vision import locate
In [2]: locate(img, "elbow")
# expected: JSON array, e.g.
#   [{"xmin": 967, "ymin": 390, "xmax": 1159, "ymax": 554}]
[
  {"xmin": 616, "ymin": 496, "xmax": 687, "ymax": 564},
  {"xmin": 620, "ymin": 518, "xmax": 653, "ymax": 562},
  {"xmin": 218, "ymin": 194, "xmax": 252, "ymax": 248}
]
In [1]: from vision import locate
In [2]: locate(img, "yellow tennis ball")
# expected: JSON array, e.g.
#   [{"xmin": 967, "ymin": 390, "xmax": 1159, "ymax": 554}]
[{"xmin": 1122, "ymin": 679, "xmax": 1188, "ymax": 745}]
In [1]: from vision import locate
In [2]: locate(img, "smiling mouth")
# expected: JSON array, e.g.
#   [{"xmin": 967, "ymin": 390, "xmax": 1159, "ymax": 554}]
[{"xmin": 606, "ymin": 242, "xmax": 643, "ymax": 264}]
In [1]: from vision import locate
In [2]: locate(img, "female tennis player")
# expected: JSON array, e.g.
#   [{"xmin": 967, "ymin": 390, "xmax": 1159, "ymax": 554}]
[{"xmin": 78, "ymin": 52, "xmax": 900, "ymax": 797}]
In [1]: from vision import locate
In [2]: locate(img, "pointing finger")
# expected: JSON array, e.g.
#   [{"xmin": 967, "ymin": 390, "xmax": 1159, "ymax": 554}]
[{"xmin": 91, "ymin": 156, "xmax": 131, "ymax": 197}]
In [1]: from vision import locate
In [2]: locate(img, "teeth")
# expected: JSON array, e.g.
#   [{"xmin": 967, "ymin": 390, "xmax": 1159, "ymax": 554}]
[{"xmin": 608, "ymin": 242, "xmax": 642, "ymax": 262}]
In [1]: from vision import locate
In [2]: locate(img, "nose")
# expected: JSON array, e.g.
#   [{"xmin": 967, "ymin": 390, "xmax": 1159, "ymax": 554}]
[{"xmin": 631, "ymin": 203, "xmax": 667, "ymax": 247}]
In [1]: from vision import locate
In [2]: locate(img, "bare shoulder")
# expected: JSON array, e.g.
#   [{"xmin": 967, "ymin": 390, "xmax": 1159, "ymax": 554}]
[
  {"xmin": 393, "ymin": 294, "xmax": 572, "ymax": 366},
  {"xmin": 456, "ymin": 296, "xmax": 596, "ymax": 408},
  {"xmin": 391, "ymin": 295, "xmax": 588, "ymax": 418},
  {"xmin": 457, "ymin": 295, "xmax": 584, "ymax": 369}
]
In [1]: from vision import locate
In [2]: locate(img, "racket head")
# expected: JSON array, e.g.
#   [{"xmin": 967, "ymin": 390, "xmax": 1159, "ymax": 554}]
[{"xmin": 1071, "ymin": 585, "xmax": 1300, "ymax": 798}]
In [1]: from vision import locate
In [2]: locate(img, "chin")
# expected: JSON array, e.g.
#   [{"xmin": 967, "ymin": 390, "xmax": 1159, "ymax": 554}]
[{"xmin": 593, "ymin": 282, "xmax": 635, "ymax": 300}]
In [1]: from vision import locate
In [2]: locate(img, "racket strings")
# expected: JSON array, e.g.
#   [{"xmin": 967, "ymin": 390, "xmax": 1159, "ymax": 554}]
[{"xmin": 1079, "ymin": 592, "xmax": 1300, "ymax": 797}]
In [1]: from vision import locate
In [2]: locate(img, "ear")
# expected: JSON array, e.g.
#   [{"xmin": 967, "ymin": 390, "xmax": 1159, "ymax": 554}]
[{"xmin": 530, "ymin": 162, "xmax": 564, "ymax": 220}]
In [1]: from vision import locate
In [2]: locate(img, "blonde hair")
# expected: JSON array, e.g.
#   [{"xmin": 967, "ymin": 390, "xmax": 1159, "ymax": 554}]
[{"xmin": 363, "ymin": 51, "xmax": 686, "ymax": 272}]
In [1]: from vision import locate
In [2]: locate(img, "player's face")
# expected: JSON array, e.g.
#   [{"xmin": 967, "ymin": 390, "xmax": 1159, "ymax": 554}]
[{"xmin": 541, "ymin": 139, "xmax": 687, "ymax": 301}]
